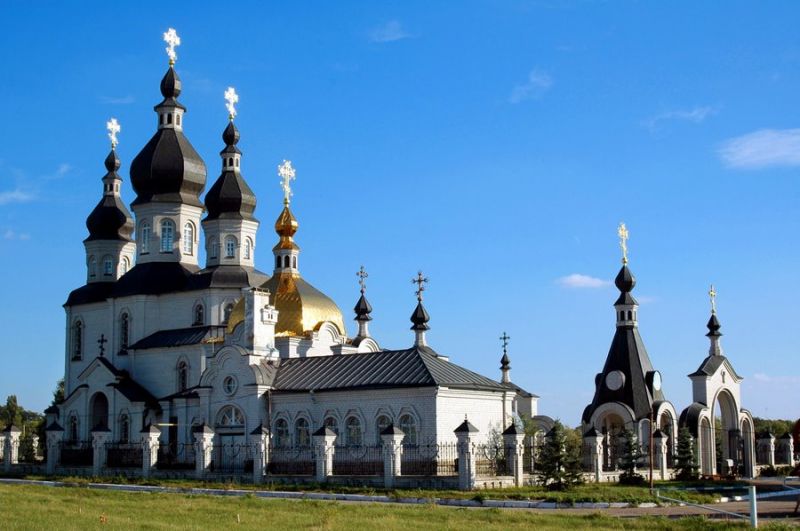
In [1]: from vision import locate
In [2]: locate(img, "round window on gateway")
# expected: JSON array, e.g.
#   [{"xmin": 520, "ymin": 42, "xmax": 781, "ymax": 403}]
[{"xmin": 222, "ymin": 375, "xmax": 238, "ymax": 396}]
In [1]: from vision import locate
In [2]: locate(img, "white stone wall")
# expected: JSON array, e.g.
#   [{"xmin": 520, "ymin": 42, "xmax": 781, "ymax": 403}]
[
  {"xmin": 132, "ymin": 203, "xmax": 204, "ymax": 266},
  {"xmin": 434, "ymin": 388, "xmax": 512, "ymax": 443}
]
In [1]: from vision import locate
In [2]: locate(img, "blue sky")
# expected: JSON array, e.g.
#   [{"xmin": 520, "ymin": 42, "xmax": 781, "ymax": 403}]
[{"xmin": 1, "ymin": 1, "xmax": 798, "ymax": 424}]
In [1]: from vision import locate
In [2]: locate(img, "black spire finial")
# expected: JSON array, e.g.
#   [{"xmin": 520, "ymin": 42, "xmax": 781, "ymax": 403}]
[
  {"xmin": 104, "ymin": 149, "xmax": 121, "ymax": 173},
  {"xmin": 354, "ymin": 266, "xmax": 373, "ymax": 322},
  {"xmin": 410, "ymin": 271, "xmax": 430, "ymax": 331},
  {"xmin": 500, "ymin": 332, "xmax": 510, "ymax": 369}
]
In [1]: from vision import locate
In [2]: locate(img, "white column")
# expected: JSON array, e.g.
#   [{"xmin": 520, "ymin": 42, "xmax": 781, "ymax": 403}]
[
  {"xmin": 3, "ymin": 426, "xmax": 21, "ymax": 472},
  {"xmin": 140, "ymin": 425, "xmax": 161, "ymax": 478},
  {"xmin": 45, "ymin": 425, "xmax": 64, "ymax": 475},
  {"xmin": 194, "ymin": 425, "xmax": 215, "ymax": 479},
  {"xmin": 454, "ymin": 420, "xmax": 478, "ymax": 491},
  {"xmin": 503, "ymin": 426, "xmax": 526, "ymax": 487},
  {"xmin": 583, "ymin": 430, "xmax": 603, "ymax": 483},
  {"xmin": 91, "ymin": 429, "xmax": 111, "ymax": 476},
  {"xmin": 757, "ymin": 434, "xmax": 776, "ymax": 467},
  {"xmin": 653, "ymin": 431, "xmax": 668, "ymax": 480},
  {"xmin": 381, "ymin": 426, "xmax": 405, "ymax": 488},
  {"xmin": 250, "ymin": 424, "xmax": 268, "ymax": 484},
  {"xmin": 312, "ymin": 428, "xmax": 337, "ymax": 483}
]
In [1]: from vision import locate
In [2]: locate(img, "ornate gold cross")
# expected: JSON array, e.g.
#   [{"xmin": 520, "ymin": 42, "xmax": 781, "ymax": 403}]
[
  {"xmin": 224, "ymin": 87, "xmax": 238, "ymax": 120},
  {"xmin": 163, "ymin": 28, "xmax": 181, "ymax": 65},
  {"xmin": 106, "ymin": 118, "xmax": 120, "ymax": 149},
  {"xmin": 709, "ymin": 284, "xmax": 717, "ymax": 315},
  {"xmin": 278, "ymin": 160, "xmax": 296, "ymax": 205},
  {"xmin": 617, "ymin": 222, "xmax": 629, "ymax": 264}
]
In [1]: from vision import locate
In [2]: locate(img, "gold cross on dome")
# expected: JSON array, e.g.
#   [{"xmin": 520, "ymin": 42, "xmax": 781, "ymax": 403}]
[
  {"xmin": 224, "ymin": 87, "xmax": 238, "ymax": 120},
  {"xmin": 412, "ymin": 271, "xmax": 428, "ymax": 301},
  {"xmin": 617, "ymin": 222, "xmax": 629, "ymax": 264},
  {"xmin": 278, "ymin": 160, "xmax": 296, "ymax": 205},
  {"xmin": 106, "ymin": 118, "xmax": 121, "ymax": 149},
  {"xmin": 499, "ymin": 332, "xmax": 510, "ymax": 354},
  {"xmin": 356, "ymin": 265, "xmax": 368, "ymax": 294},
  {"xmin": 163, "ymin": 28, "xmax": 181, "ymax": 65},
  {"xmin": 709, "ymin": 284, "xmax": 717, "ymax": 315}
]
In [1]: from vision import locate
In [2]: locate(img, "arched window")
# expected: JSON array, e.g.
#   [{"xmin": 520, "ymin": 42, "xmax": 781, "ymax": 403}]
[
  {"xmin": 275, "ymin": 256, "xmax": 281, "ymax": 269},
  {"xmin": 275, "ymin": 419, "xmax": 290, "ymax": 448},
  {"xmin": 103, "ymin": 256, "xmax": 114, "ymax": 276},
  {"xmin": 177, "ymin": 361, "xmax": 188, "ymax": 391},
  {"xmin": 72, "ymin": 321, "xmax": 83, "ymax": 360},
  {"xmin": 399, "ymin": 414, "xmax": 418, "ymax": 446},
  {"xmin": 376, "ymin": 415, "xmax": 391, "ymax": 444},
  {"xmin": 292, "ymin": 256, "xmax": 297, "ymax": 268},
  {"xmin": 223, "ymin": 303, "xmax": 234, "ymax": 324},
  {"xmin": 68, "ymin": 415, "xmax": 79, "ymax": 442},
  {"xmin": 176, "ymin": 114, "xmax": 181, "ymax": 126},
  {"xmin": 119, "ymin": 414, "xmax": 130, "ymax": 443},
  {"xmin": 167, "ymin": 113, "xmax": 172, "ymax": 125},
  {"xmin": 183, "ymin": 223, "xmax": 194, "ymax": 255},
  {"xmin": 627, "ymin": 310, "xmax": 632, "ymax": 320},
  {"xmin": 139, "ymin": 222, "xmax": 150, "ymax": 254},
  {"xmin": 216, "ymin": 405, "xmax": 244, "ymax": 428},
  {"xmin": 160, "ymin": 219, "xmax": 175, "ymax": 252},
  {"xmin": 193, "ymin": 304, "xmax": 204, "ymax": 326},
  {"xmin": 324, "ymin": 417, "xmax": 338, "ymax": 437},
  {"xmin": 88, "ymin": 256, "xmax": 97, "ymax": 278},
  {"xmin": 345, "ymin": 416, "xmax": 362, "ymax": 446},
  {"xmin": 225, "ymin": 236, "xmax": 237, "ymax": 258},
  {"xmin": 283, "ymin": 255, "xmax": 290, "ymax": 268},
  {"xmin": 295, "ymin": 418, "xmax": 311, "ymax": 447},
  {"xmin": 244, "ymin": 238, "xmax": 252, "ymax": 260},
  {"xmin": 121, "ymin": 256, "xmax": 130, "ymax": 275},
  {"xmin": 120, "ymin": 313, "xmax": 129, "ymax": 350},
  {"xmin": 209, "ymin": 237, "xmax": 218, "ymax": 259}
]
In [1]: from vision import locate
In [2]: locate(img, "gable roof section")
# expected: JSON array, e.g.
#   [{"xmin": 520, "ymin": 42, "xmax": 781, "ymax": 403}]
[
  {"xmin": 129, "ymin": 325, "xmax": 225, "ymax": 350},
  {"xmin": 688, "ymin": 355, "xmax": 742, "ymax": 380},
  {"xmin": 273, "ymin": 346, "xmax": 506, "ymax": 393}
]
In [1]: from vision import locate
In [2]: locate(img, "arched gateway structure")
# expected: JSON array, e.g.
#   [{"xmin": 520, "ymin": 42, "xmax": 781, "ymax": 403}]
[{"xmin": 679, "ymin": 291, "xmax": 755, "ymax": 478}]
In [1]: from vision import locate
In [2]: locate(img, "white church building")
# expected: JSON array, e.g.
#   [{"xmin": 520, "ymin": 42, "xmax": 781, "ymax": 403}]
[{"xmin": 49, "ymin": 33, "xmax": 543, "ymax": 471}]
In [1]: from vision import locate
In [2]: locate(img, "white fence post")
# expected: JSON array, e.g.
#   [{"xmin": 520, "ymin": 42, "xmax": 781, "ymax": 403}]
[
  {"xmin": 749, "ymin": 485, "xmax": 758, "ymax": 528},
  {"xmin": 140, "ymin": 424, "xmax": 161, "ymax": 478},
  {"xmin": 312, "ymin": 427, "xmax": 337, "ymax": 483},
  {"xmin": 381, "ymin": 425, "xmax": 405, "ymax": 489},
  {"xmin": 454, "ymin": 418, "xmax": 479, "ymax": 491},
  {"xmin": 193, "ymin": 424, "xmax": 215, "ymax": 479},
  {"xmin": 45, "ymin": 422, "xmax": 64, "ymax": 475},
  {"xmin": 91, "ymin": 428, "xmax": 111, "ymax": 476},
  {"xmin": 250, "ymin": 423, "xmax": 268, "ymax": 484}
]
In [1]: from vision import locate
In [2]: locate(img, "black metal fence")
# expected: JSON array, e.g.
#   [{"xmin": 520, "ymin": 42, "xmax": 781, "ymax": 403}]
[
  {"xmin": 400, "ymin": 442, "xmax": 458, "ymax": 476},
  {"xmin": 267, "ymin": 446, "xmax": 315, "ymax": 475},
  {"xmin": 522, "ymin": 440, "xmax": 535, "ymax": 474},
  {"xmin": 59, "ymin": 441, "xmax": 93, "ymax": 466},
  {"xmin": 210, "ymin": 442, "xmax": 254, "ymax": 473},
  {"xmin": 157, "ymin": 443, "xmax": 196, "ymax": 470},
  {"xmin": 474, "ymin": 443, "xmax": 511, "ymax": 477},
  {"xmin": 106, "ymin": 442, "xmax": 143, "ymax": 468},
  {"xmin": 332, "ymin": 445, "xmax": 383, "ymax": 476}
]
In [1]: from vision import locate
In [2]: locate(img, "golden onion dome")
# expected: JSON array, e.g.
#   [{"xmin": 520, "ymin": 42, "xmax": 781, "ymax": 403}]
[
  {"xmin": 225, "ymin": 273, "xmax": 346, "ymax": 337},
  {"xmin": 273, "ymin": 205, "xmax": 299, "ymax": 250}
]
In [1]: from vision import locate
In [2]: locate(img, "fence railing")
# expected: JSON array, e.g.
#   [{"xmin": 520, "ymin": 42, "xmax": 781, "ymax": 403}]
[
  {"xmin": 474, "ymin": 443, "xmax": 511, "ymax": 477},
  {"xmin": 106, "ymin": 442, "xmax": 143, "ymax": 468},
  {"xmin": 210, "ymin": 443, "xmax": 253, "ymax": 474},
  {"xmin": 267, "ymin": 446, "xmax": 314, "ymax": 475},
  {"xmin": 522, "ymin": 441, "xmax": 535, "ymax": 474},
  {"xmin": 59, "ymin": 441, "xmax": 93, "ymax": 466},
  {"xmin": 157, "ymin": 443, "xmax": 196, "ymax": 470},
  {"xmin": 400, "ymin": 442, "xmax": 458, "ymax": 476},
  {"xmin": 332, "ymin": 445, "xmax": 383, "ymax": 476}
]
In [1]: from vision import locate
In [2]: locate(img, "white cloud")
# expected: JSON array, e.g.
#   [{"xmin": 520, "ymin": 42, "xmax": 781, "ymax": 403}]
[
  {"xmin": 752, "ymin": 372, "xmax": 800, "ymax": 384},
  {"xmin": 509, "ymin": 69, "xmax": 553, "ymax": 103},
  {"xmin": 643, "ymin": 106, "xmax": 716, "ymax": 131},
  {"xmin": 718, "ymin": 128, "xmax": 800, "ymax": 169},
  {"xmin": 0, "ymin": 187, "xmax": 36, "ymax": 205},
  {"xmin": 3, "ymin": 229, "xmax": 30, "ymax": 240},
  {"xmin": 369, "ymin": 20, "xmax": 412, "ymax": 43},
  {"xmin": 556, "ymin": 273, "xmax": 611, "ymax": 289},
  {"xmin": 100, "ymin": 95, "xmax": 135, "ymax": 105}
]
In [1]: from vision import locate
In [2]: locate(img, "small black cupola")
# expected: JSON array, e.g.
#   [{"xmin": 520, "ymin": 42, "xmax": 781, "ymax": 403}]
[
  {"xmin": 354, "ymin": 266, "xmax": 373, "ymax": 338},
  {"xmin": 85, "ymin": 145, "xmax": 134, "ymax": 242},
  {"xmin": 410, "ymin": 271, "xmax": 430, "ymax": 347},
  {"xmin": 204, "ymin": 117, "xmax": 257, "ymax": 221}
]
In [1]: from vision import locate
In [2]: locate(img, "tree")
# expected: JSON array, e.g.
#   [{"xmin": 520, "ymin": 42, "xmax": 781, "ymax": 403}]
[
  {"xmin": 674, "ymin": 427, "xmax": 699, "ymax": 481},
  {"xmin": 3, "ymin": 395, "xmax": 21, "ymax": 427},
  {"xmin": 618, "ymin": 428, "xmax": 645, "ymax": 485},
  {"xmin": 50, "ymin": 379, "xmax": 65, "ymax": 407},
  {"xmin": 535, "ymin": 420, "xmax": 583, "ymax": 491}
]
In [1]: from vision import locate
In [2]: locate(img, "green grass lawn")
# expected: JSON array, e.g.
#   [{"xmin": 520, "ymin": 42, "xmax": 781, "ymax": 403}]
[
  {"xmin": 0, "ymin": 484, "xmax": 748, "ymax": 530},
  {"xmin": 13, "ymin": 474, "xmax": 730, "ymax": 505}
]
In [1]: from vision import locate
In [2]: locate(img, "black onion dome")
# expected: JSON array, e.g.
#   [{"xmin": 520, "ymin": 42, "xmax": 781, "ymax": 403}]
[
  {"xmin": 130, "ymin": 130, "xmax": 206, "ymax": 207},
  {"xmin": 614, "ymin": 264, "xmax": 638, "ymax": 305},
  {"xmin": 204, "ymin": 121, "xmax": 256, "ymax": 220},
  {"xmin": 706, "ymin": 313, "xmax": 722, "ymax": 337},
  {"xmin": 158, "ymin": 66, "xmax": 185, "ymax": 109},
  {"xmin": 410, "ymin": 301, "xmax": 430, "ymax": 331},
  {"xmin": 354, "ymin": 294, "xmax": 373, "ymax": 321},
  {"xmin": 500, "ymin": 352, "xmax": 510, "ymax": 369},
  {"xmin": 85, "ymin": 150, "xmax": 134, "ymax": 242}
]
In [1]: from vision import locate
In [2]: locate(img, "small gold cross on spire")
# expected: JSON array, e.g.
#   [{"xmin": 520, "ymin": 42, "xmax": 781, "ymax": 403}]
[
  {"xmin": 709, "ymin": 284, "xmax": 717, "ymax": 315},
  {"xmin": 163, "ymin": 28, "xmax": 181, "ymax": 66},
  {"xmin": 106, "ymin": 118, "xmax": 121, "ymax": 149},
  {"xmin": 224, "ymin": 87, "xmax": 239, "ymax": 120},
  {"xmin": 357, "ymin": 265, "xmax": 368, "ymax": 294},
  {"xmin": 278, "ymin": 160, "xmax": 296, "ymax": 206},
  {"xmin": 617, "ymin": 222, "xmax": 629, "ymax": 265},
  {"xmin": 412, "ymin": 271, "xmax": 428, "ymax": 301}
]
